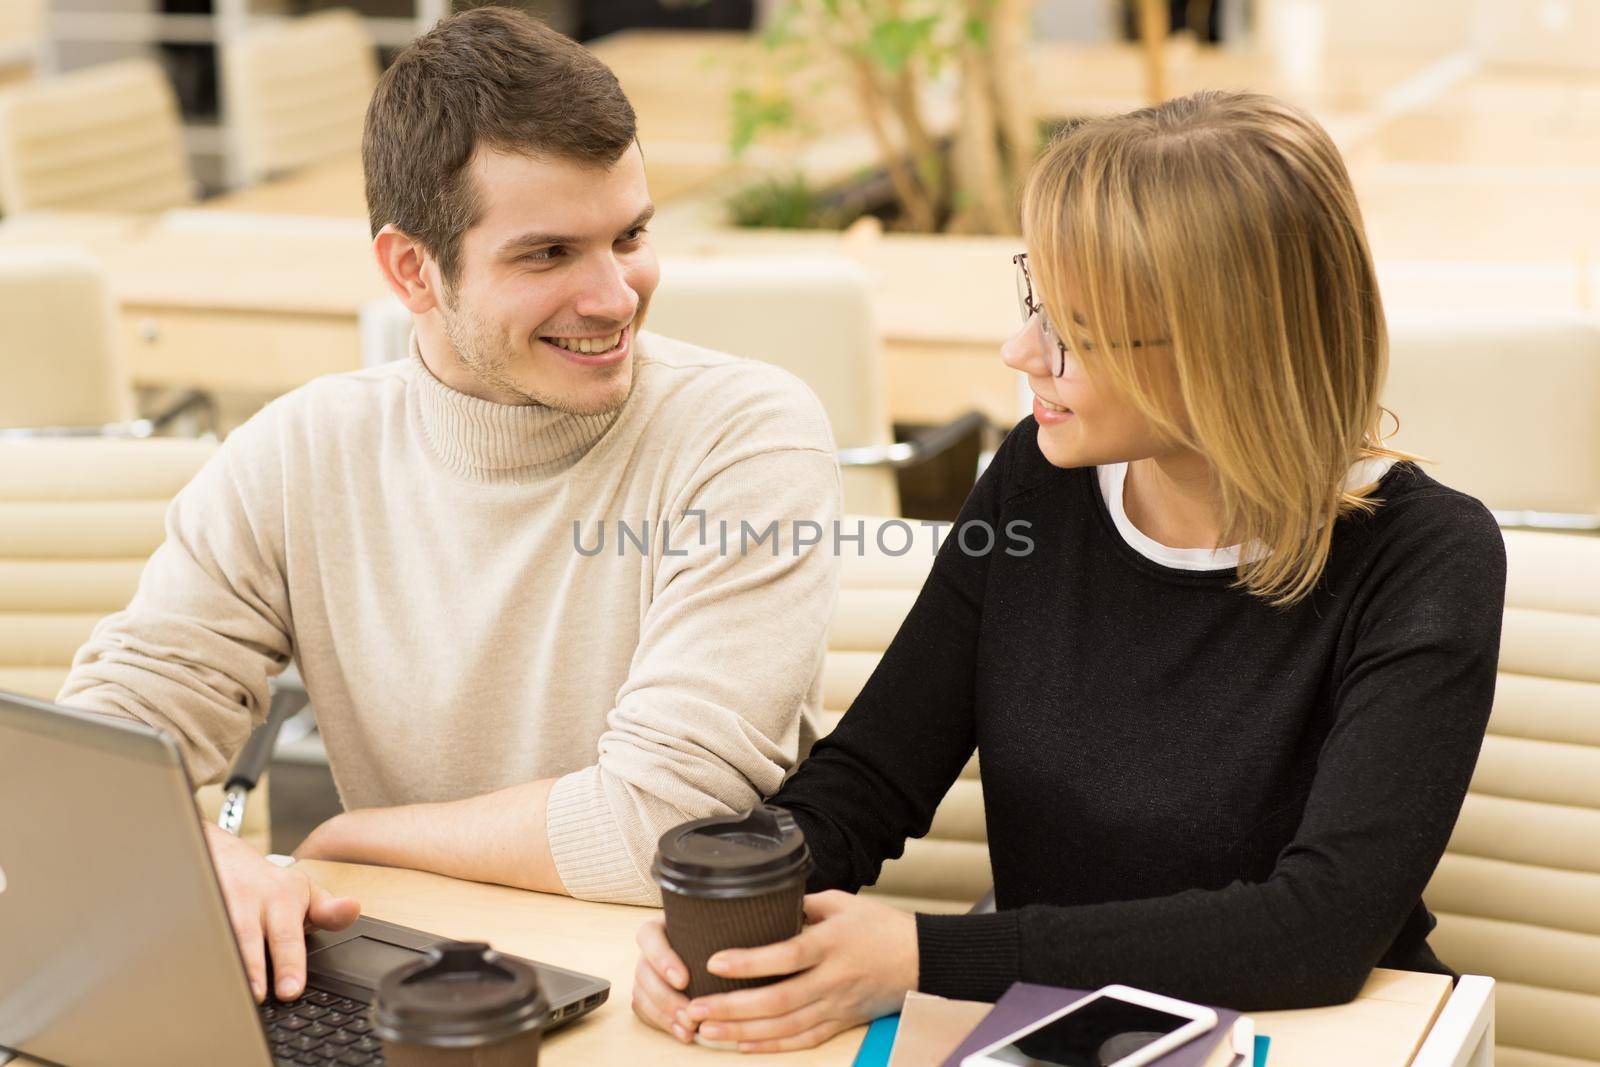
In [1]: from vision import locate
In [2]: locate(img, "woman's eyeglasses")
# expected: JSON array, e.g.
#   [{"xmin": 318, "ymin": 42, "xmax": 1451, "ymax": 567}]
[{"xmin": 1012, "ymin": 253, "xmax": 1168, "ymax": 377}]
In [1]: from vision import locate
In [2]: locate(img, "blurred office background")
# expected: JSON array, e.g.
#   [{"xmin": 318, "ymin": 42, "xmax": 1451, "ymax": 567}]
[{"xmin": 1, "ymin": 2, "xmax": 1598, "ymax": 1064}]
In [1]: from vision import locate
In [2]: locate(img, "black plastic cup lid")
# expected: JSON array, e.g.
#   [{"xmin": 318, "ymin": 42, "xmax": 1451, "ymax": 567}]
[
  {"xmin": 652, "ymin": 805, "xmax": 811, "ymax": 898},
  {"xmin": 371, "ymin": 942, "xmax": 548, "ymax": 1048}
]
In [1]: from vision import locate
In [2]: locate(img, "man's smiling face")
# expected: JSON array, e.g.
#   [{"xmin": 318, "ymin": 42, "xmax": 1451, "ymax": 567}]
[{"xmin": 433, "ymin": 141, "xmax": 659, "ymax": 415}]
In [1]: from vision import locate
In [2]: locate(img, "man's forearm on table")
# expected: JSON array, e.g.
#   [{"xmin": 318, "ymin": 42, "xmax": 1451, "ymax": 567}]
[{"xmin": 294, "ymin": 777, "xmax": 568, "ymax": 895}]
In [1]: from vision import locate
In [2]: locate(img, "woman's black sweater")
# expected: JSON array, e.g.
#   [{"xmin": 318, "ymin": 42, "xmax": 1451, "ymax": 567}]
[{"xmin": 771, "ymin": 419, "xmax": 1506, "ymax": 1011}]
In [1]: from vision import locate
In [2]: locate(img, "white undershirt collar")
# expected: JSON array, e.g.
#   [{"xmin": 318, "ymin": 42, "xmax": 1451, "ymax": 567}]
[{"xmin": 1096, "ymin": 457, "xmax": 1398, "ymax": 571}]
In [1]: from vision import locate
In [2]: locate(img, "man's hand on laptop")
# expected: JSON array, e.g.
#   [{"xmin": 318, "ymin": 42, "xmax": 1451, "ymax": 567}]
[{"xmin": 201, "ymin": 823, "xmax": 361, "ymax": 1003}]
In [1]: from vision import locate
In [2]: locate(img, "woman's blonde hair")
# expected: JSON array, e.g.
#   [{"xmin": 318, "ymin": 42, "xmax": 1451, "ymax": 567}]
[{"xmin": 1022, "ymin": 89, "xmax": 1412, "ymax": 606}]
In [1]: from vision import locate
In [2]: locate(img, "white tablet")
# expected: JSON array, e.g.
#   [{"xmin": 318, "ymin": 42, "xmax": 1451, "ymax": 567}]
[{"xmin": 961, "ymin": 984, "xmax": 1219, "ymax": 1067}]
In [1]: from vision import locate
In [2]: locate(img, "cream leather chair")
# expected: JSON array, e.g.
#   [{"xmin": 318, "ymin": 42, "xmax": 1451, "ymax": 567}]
[
  {"xmin": 222, "ymin": 9, "xmax": 379, "ymax": 185},
  {"xmin": 0, "ymin": 437, "xmax": 270, "ymax": 851},
  {"xmin": 1383, "ymin": 313, "xmax": 1600, "ymax": 526},
  {"xmin": 817, "ymin": 516, "xmax": 985, "ymax": 915},
  {"xmin": 1424, "ymin": 528, "xmax": 1600, "ymax": 1067},
  {"xmin": 0, "ymin": 247, "xmax": 130, "ymax": 429},
  {"xmin": 0, "ymin": 247, "xmax": 212, "ymax": 435},
  {"xmin": 647, "ymin": 257, "xmax": 900, "ymax": 515},
  {"xmin": 648, "ymin": 256, "xmax": 995, "ymax": 517},
  {"xmin": 0, "ymin": 59, "xmax": 193, "ymax": 214}
]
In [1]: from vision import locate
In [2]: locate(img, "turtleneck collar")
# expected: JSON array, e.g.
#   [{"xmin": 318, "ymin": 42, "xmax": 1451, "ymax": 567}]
[{"xmin": 408, "ymin": 335, "xmax": 622, "ymax": 484}]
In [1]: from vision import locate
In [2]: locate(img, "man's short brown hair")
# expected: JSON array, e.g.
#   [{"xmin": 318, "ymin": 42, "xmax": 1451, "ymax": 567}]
[{"xmin": 363, "ymin": 6, "xmax": 637, "ymax": 284}]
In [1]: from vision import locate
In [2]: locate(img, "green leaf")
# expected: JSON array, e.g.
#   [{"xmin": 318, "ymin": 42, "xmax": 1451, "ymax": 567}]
[
  {"xmin": 964, "ymin": 15, "xmax": 989, "ymax": 46},
  {"xmin": 729, "ymin": 87, "xmax": 796, "ymax": 157},
  {"xmin": 863, "ymin": 14, "xmax": 941, "ymax": 73}
]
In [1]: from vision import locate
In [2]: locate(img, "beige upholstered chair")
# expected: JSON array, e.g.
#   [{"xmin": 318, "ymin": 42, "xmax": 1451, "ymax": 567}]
[
  {"xmin": 649, "ymin": 256, "xmax": 998, "ymax": 517},
  {"xmin": 0, "ymin": 59, "xmax": 193, "ymax": 214},
  {"xmin": 1382, "ymin": 313, "xmax": 1600, "ymax": 526},
  {"xmin": 648, "ymin": 257, "xmax": 901, "ymax": 515},
  {"xmin": 0, "ymin": 246, "xmax": 211, "ymax": 435},
  {"xmin": 0, "ymin": 247, "xmax": 131, "ymax": 429},
  {"xmin": 816, "ymin": 516, "xmax": 984, "ymax": 914},
  {"xmin": 1425, "ymin": 529, "xmax": 1600, "ymax": 1067},
  {"xmin": 0, "ymin": 437, "xmax": 270, "ymax": 851},
  {"xmin": 222, "ymin": 9, "xmax": 379, "ymax": 185}
]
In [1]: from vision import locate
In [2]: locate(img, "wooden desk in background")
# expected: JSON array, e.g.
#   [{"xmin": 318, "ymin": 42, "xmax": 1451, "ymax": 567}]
[
  {"xmin": 3, "ymin": 212, "xmax": 1594, "ymax": 431},
  {"xmin": 0, "ymin": 214, "xmax": 1031, "ymax": 424},
  {"xmin": 99, "ymin": 222, "xmax": 382, "ymax": 395},
  {"xmin": 11, "ymin": 859, "xmax": 1452, "ymax": 1066}
]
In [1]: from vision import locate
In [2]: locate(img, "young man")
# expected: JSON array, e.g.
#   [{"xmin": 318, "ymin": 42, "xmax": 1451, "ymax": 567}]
[{"xmin": 58, "ymin": 7, "xmax": 840, "ymax": 1004}]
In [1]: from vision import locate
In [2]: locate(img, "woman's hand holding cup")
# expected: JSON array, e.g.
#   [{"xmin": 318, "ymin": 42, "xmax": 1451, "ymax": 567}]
[
  {"xmin": 678, "ymin": 890, "xmax": 917, "ymax": 1053},
  {"xmin": 633, "ymin": 918, "xmax": 697, "ymax": 1043}
]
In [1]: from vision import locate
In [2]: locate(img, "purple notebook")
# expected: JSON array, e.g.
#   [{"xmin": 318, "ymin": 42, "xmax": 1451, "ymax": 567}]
[{"xmin": 939, "ymin": 983, "xmax": 1240, "ymax": 1067}]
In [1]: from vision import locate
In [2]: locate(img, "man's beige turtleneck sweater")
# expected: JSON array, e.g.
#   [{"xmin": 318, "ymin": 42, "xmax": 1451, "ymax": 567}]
[{"xmin": 59, "ymin": 333, "xmax": 841, "ymax": 904}]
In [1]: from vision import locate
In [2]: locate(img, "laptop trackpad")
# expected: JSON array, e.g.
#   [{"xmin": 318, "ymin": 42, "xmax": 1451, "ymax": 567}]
[{"xmin": 308, "ymin": 935, "xmax": 425, "ymax": 987}]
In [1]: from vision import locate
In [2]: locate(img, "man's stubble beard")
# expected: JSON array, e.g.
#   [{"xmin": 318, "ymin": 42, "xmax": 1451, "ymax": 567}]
[{"xmin": 438, "ymin": 287, "xmax": 635, "ymax": 417}]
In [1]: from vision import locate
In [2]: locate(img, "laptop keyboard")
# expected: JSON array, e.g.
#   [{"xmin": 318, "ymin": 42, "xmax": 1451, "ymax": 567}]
[{"xmin": 259, "ymin": 987, "xmax": 385, "ymax": 1066}]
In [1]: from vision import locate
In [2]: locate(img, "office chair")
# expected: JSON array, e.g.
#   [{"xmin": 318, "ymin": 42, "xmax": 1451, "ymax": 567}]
[
  {"xmin": 222, "ymin": 10, "xmax": 379, "ymax": 186},
  {"xmin": 0, "ymin": 58, "xmax": 194, "ymax": 214},
  {"xmin": 0, "ymin": 247, "xmax": 214, "ymax": 439}
]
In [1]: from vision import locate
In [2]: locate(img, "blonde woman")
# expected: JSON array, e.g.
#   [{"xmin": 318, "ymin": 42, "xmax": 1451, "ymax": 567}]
[{"xmin": 632, "ymin": 90, "xmax": 1507, "ymax": 1052}]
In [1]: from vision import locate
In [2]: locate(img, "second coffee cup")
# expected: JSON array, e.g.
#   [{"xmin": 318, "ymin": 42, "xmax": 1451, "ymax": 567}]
[
  {"xmin": 371, "ymin": 941, "xmax": 548, "ymax": 1067},
  {"xmin": 651, "ymin": 804, "xmax": 812, "ymax": 1009}
]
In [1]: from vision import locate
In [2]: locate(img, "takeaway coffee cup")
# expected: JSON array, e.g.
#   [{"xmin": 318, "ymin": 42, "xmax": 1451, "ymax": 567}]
[
  {"xmin": 651, "ymin": 804, "xmax": 812, "ymax": 1014},
  {"xmin": 371, "ymin": 941, "xmax": 548, "ymax": 1066}
]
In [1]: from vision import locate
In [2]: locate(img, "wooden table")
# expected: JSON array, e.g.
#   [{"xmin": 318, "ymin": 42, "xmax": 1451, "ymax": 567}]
[
  {"xmin": 1238, "ymin": 969, "xmax": 1451, "ymax": 1067},
  {"xmin": 49, "ymin": 218, "xmax": 381, "ymax": 395},
  {"xmin": 893, "ymin": 968, "xmax": 1453, "ymax": 1067},
  {"xmin": 1352, "ymin": 164, "xmax": 1600, "ymax": 263},
  {"xmin": 290, "ymin": 860, "xmax": 869, "ymax": 1066},
  {"xmin": 201, "ymin": 155, "xmax": 370, "ymax": 220},
  {"xmin": 297, "ymin": 860, "xmax": 1453, "ymax": 1067},
  {"xmin": 1348, "ymin": 69, "xmax": 1600, "ymax": 169},
  {"xmin": 7, "ymin": 858, "xmax": 1454, "ymax": 1067}
]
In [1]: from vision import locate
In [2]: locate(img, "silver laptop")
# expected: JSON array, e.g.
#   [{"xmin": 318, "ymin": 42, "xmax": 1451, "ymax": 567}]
[{"xmin": 0, "ymin": 690, "xmax": 609, "ymax": 1067}]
